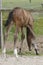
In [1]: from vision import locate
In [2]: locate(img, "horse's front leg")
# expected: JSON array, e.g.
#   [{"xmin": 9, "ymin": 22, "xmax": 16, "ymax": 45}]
[
  {"xmin": 3, "ymin": 25, "xmax": 12, "ymax": 58},
  {"xmin": 14, "ymin": 27, "xmax": 19, "ymax": 58},
  {"xmin": 2, "ymin": 27, "xmax": 9, "ymax": 58}
]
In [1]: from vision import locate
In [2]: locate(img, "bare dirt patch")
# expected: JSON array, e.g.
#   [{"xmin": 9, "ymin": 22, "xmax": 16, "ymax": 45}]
[{"xmin": 0, "ymin": 56, "xmax": 43, "ymax": 65}]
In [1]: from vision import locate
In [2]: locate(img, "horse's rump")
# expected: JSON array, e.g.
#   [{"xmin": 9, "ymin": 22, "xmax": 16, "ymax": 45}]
[{"xmin": 13, "ymin": 7, "xmax": 33, "ymax": 27}]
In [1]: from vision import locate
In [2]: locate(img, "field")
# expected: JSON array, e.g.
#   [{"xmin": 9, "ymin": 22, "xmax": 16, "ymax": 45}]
[
  {"xmin": 2, "ymin": 0, "xmax": 43, "ymax": 55},
  {"xmin": 0, "ymin": 1, "xmax": 43, "ymax": 65},
  {"xmin": 2, "ymin": 0, "xmax": 43, "ymax": 34},
  {"xmin": 2, "ymin": 0, "xmax": 43, "ymax": 9}
]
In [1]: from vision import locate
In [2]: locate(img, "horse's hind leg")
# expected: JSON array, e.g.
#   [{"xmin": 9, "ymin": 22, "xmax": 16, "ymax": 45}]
[
  {"xmin": 19, "ymin": 27, "xmax": 25, "ymax": 54},
  {"xmin": 26, "ymin": 27, "xmax": 32, "ymax": 51},
  {"xmin": 32, "ymin": 40, "xmax": 39, "ymax": 55},
  {"xmin": 27, "ymin": 36, "xmax": 32, "ymax": 51},
  {"xmin": 14, "ymin": 27, "xmax": 19, "ymax": 58}
]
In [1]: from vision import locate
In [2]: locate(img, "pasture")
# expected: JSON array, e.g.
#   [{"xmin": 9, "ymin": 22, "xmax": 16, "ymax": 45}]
[
  {"xmin": 2, "ymin": 0, "xmax": 43, "ymax": 35},
  {"xmin": 2, "ymin": 0, "xmax": 43, "ymax": 9},
  {"xmin": 2, "ymin": 0, "xmax": 43, "ymax": 55}
]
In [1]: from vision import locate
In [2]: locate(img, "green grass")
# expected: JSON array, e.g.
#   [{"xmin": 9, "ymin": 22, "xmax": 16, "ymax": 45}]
[
  {"xmin": 0, "ymin": 49, "xmax": 43, "ymax": 56},
  {"xmin": 1, "ymin": 0, "xmax": 43, "ymax": 56},
  {"xmin": 3, "ymin": 20, "xmax": 43, "ymax": 41},
  {"xmin": 2, "ymin": 11, "xmax": 43, "ymax": 41},
  {"xmin": 2, "ymin": 50, "xmax": 43, "ymax": 56},
  {"xmin": 34, "ymin": 19, "xmax": 43, "ymax": 35},
  {"xmin": 2, "ymin": 0, "xmax": 43, "ymax": 41},
  {"xmin": 2, "ymin": 0, "xmax": 42, "ymax": 9},
  {"xmin": 6, "ymin": 51, "xmax": 36, "ymax": 56}
]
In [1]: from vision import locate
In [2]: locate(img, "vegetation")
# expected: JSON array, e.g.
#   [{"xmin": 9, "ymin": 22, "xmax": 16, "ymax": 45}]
[
  {"xmin": 0, "ymin": 0, "xmax": 42, "ymax": 56},
  {"xmin": 3, "ymin": 50, "xmax": 43, "ymax": 56},
  {"xmin": 2, "ymin": 0, "xmax": 43, "ymax": 41},
  {"xmin": 2, "ymin": 0, "xmax": 42, "ymax": 9},
  {"xmin": 34, "ymin": 19, "xmax": 43, "ymax": 35},
  {"xmin": 2, "ymin": 1, "xmax": 43, "ymax": 40}
]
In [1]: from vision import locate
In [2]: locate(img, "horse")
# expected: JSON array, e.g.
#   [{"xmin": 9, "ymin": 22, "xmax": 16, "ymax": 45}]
[{"xmin": 3, "ymin": 7, "xmax": 39, "ymax": 57}]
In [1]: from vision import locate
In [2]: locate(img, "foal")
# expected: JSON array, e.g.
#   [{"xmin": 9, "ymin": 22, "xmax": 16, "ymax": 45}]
[{"xmin": 3, "ymin": 7, "xmax": 39, "ymax": 57}]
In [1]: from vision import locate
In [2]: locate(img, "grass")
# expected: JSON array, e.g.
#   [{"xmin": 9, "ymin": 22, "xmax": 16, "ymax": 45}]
[
  {"xmin": 1, "ymin": 50, "xmax": 43, "ymax": 56},
  {"xmin": 2, "ymin": 0, "xmax": 42, "ymax": 9},
  {"xmin": 0, "ymin": 0, "xmax": 43, "ymax": 56},
  {"xmin": 34, "ymin": 19, "xmax": 43, "ymax": 35},
  {"xmin": 2, "ymin": 11, "xmax": 43, "ymax": 41},
  {"xmin": 2, "ymin": 0, "xmax": 43, "ymax": 37},
  {"xmin": 6, "ymin": 51, "xmax": 36, "ymax": 56},
  {"xmin": 0, "ymin": 47, "xmax": 43, "ymax": 56}
]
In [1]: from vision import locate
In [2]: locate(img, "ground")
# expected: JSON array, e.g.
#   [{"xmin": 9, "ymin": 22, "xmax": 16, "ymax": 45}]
[
  {"xmin": 0, "ymin": 55, "xmax": 43, "ymax": 65},
  {"xmin": 5, "ymin": 35, "xmax": 43, "ymax": 55},
  {"xmin": 1, "ymin": 0, "xmax": 43, "ymax": 64},
  {"xmin": 0, "ymin": 36, "xmax": 43, "ymax": 65}
]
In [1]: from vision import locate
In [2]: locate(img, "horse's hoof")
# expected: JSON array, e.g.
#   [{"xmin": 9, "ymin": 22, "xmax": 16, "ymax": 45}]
[
  {"xmin": 14, "ymin": 48, "xmax": 19, "ymax": 58},
  {"xmin": 36, "ymin": 51, "xmax": 39, "ymax": 55},
  {"xmin": 29, "ymin": 48, "xmax": 32, "ymax": 51},
  {"xmin": 36, "ymin": 52, "xmax": 39, "ymax": 55},
  {"xmin": 35, "ymin": 49, "xmax": 39, "ymax": 55},
  {"xmin": 18, "ymin": 48, "xmax": 21, "ymax": 54}
]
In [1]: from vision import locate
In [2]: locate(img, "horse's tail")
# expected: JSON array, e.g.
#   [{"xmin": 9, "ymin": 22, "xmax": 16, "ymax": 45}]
[
  {"xmin": 4, "ymin": 10, "xmax": 13, "ymax": 27},
  {"xmin": 26, "ymin": 25, "xmax": 34, "ymax": 51},
  {"xmin": 26, "ymin": 26, "xmax": 32, "ymax": 42},
  {"xmin": 26, "ymin": 25, "xmax": 33, "ymax": 38}
]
